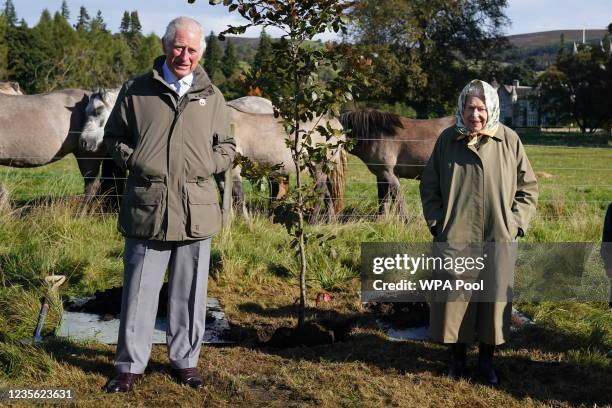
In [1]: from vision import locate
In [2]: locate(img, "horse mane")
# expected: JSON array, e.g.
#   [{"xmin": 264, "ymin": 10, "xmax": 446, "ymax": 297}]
[
  {"xmin": 91, "ymin": 87, "xmax": 119, "ymax": 110},
  {"xmin": 340, "ymin": 109, "xmax": 404, "ymax": 146},
  {"xmin": 227, "ymin": 96, "xmax": 274, "ymax": 115}
]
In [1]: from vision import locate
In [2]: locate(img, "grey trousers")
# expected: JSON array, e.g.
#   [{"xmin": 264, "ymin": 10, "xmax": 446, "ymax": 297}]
[{"xmin": 114, "ymin": 238, "xmax": 211, "ymax": 374}]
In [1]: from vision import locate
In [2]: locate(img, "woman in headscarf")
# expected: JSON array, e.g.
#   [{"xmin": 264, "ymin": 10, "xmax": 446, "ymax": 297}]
[{"xmin": 419, "ymin": 79, "xmax": 538, "ymax": 385}]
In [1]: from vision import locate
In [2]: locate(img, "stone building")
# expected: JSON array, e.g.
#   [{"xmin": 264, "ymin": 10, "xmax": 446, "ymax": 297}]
[{"xmin": 492, "ymin": 79, "xmax": 541, "ymax": 127}]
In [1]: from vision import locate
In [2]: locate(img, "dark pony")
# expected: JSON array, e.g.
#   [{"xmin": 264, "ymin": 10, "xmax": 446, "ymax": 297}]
[{"xmin": 341, "ymin": 109, "xmax": 456, "ymax": 218}]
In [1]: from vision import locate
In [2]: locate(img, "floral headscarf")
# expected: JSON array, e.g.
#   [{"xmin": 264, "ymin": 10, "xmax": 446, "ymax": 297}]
[{"xmin": 455, "ymin": 79, "xmax": 500, "ymax": 138}]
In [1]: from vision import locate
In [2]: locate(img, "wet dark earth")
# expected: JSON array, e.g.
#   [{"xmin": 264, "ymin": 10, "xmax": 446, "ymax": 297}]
[
  {"xmin": 63, "ymin": 283, "xmax": 218, "ymax": 324},
  {"xmin": 262, "ymin": 303, "xmax": 429, "ymax": 349},
  {"xmin": 365, "ymin": 302, "xmax": 430, "ymax": 328},
  {"xmin": 64, "ymin": 290, "xmax": 430, "ymax": 348}
]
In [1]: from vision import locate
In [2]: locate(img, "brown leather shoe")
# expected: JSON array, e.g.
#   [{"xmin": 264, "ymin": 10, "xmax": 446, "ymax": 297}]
[
  {"xmin": 105, "ymin": 373, "xmax": 142, "ymax": 393},
  {"xmin": 174, "ymin": 367, "xmax": 204, "ymax": 389}
]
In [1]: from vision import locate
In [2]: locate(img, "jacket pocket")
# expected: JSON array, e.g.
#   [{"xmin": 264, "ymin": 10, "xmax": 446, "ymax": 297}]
[
  {"xmin": 186, "ymin": 179, "xmax": 222, "ymax": 238},
  {"xmin": 119, "ymin": 182, "xmax": 165, "ymax": 239}
]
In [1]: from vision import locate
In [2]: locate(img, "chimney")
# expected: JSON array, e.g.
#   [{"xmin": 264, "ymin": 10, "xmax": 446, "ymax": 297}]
[{"xmin": 583, "ymin": 28, "xmax": 586, "ymax": 44}]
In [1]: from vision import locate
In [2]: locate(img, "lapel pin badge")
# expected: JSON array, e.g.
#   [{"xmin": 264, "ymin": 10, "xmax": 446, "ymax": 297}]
[{"xmin": 199, "ymin": 98, "xmax": 206, "ymax": 106}]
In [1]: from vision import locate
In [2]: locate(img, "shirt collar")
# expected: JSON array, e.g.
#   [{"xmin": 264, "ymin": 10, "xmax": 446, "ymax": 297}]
[{"xmin": 162, "ymin": 60, "xmax": 194, "ymax": 90}]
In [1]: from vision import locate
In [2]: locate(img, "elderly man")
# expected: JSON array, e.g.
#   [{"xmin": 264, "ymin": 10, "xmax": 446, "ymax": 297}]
[{"xmin": 103, "ymin": 16, "xmax": 235, "ymax": 393}]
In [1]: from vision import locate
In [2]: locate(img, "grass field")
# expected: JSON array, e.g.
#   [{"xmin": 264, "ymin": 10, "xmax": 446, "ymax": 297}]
[{"xmin": 0, "ymin": 132, "xmax": 610, "ymax": 407}]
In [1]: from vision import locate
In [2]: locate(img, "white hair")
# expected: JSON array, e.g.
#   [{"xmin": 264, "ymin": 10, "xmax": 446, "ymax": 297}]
[
  {"xmin": 463, "ymin": 82, "xmax": 486, "ymax": 102},
  {"xmin": 162, "ymin": 16, "xmax": 206, "ymax": 53}
]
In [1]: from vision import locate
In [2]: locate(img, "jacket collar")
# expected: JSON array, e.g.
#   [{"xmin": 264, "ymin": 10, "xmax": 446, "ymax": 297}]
[
  {"xmin": 454, "ymin": 124, "xmax": 504, "ymax": 142},
  {"xmin": 489, "ymin": 125, "xmax": 504, "ymax": 141},
  {"xmin": 151, "ymin": 55, "xmax": 215, "ymax": 98}
]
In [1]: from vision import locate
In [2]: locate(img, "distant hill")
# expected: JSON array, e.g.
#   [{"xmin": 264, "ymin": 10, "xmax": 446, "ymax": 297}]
[
  {"xmin": 219, "ymin": 36, "xmax": 259, "ymax": 48},
  {"xmin": 215, "ymin": 35, "xmax": 323, "ymax": 64},
  {"xmin": 215, "ymin": 36, "xmax": 259, "ymax": 64},
  {"xmin": 213, "ymin": 30, "xmax": 610, "ymax": 68},
  {"xmin": 499, "ymin": 29, "xmax": 610, "ymax": 72},
  {"xmin": 508, "ymin": 29, "xmax": 608, "ymax": 48}
]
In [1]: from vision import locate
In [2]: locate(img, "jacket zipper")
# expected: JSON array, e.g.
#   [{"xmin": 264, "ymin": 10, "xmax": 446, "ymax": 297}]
[{"xmin": 164, "ymin": 95, "xmax": 190, "ymax": 240}]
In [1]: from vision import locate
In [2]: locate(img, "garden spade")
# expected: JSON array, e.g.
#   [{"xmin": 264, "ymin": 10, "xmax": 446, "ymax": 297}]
[{"xmin": 32, "ymin": 275, "xmax": 66, "ymax": 344}]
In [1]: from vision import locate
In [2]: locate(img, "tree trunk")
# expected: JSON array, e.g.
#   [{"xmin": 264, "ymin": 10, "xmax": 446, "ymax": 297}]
[{"xmin": 291, "ymin": 44, "xmax": 307, "ymax": 329}]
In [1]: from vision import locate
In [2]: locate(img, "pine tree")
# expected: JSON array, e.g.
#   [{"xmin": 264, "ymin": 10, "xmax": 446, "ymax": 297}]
[
  {"xmin": 38, "ymin": 9, "xmax": 52, "ymax": 27},
  {"xmin": 125, "ymin": 11, "xmax": 143, "ymax": 56},
  {"xmin": 251, "ymin": 29, "xmax": 276, "ymax": 96},
  {"xmin": 252, "ymin": 29, "xmax": 272, "ymax": 72},
  {"xmin": 28, "ymin": 9, "xmax": 82, "ymax": 92},
  {"xmin": 221, "ymin": 38, "xmax": 239, "ymax": 77},
  {"xmin": 3, "ymin": 0, "xmax": 17, "ymax": 26},
  {"xmin": 558, "ymin": 33, "xmax": 566, "ymax": 57},
  {"xmin": 134, "ymin": 33, "xmax": 163, "ymax": 74},
  {"xmin": 6, "ymin": 23, "xmax": 34, "ymax": 91},
  {"xmin": 91, "ymin": 10, "xmax": 106, "ymax": 32},
  {"xmin": 79, "ymin": 24, "xmax": 134, "ymax": 88},
  {"xmin": 75, "ymin": 6, "xmax": 90, "ymax": 31},
  {"xmin": 119, "ymin": 11, "xmax": 130, "ymax": 35},
  {"xmin": 0, "ymin": 15, "xmax": 8, "ymax": 78},
  {"xmin": 60, "ymin": 0, "xmax": 70, "ymax": 20},
  {"xmin": 203, "ymin": 31, "xmax": 223, "ymax": 75},
  {"xmin": 129, "ymin": 11, "xmax": 142, "ymax": 36}
]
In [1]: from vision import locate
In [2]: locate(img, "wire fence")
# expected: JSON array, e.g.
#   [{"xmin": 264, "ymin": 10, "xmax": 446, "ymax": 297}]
[
  {"xmin": 2, "ymin": 179, "xmax": 609, "ymax": 222},
  {"xmin": 1, "ymin": 141, "xmax": 610, "ymax": 222},
  {"xmin": 7, "ymin": 192, "xmax": 611, "ymax": 203}
]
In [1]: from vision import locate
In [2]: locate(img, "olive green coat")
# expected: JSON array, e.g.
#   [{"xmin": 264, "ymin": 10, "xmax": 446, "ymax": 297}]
[
  {"xmin": 104, "ymin": 56, "xmax": 236, "ymax": 241},
  {"xmin": 419, "ymin": 124, "xmax": 538, "ymax": 344}
]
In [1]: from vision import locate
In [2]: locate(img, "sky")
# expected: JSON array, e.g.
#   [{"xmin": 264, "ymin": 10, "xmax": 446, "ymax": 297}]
[{"xmin": 10, "ymin": 0, "xmax": 612, "ymax": 40}]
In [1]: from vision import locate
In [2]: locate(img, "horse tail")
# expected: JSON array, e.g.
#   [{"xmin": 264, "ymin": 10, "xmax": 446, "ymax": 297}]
[{"xmin": 330, "ymin": 147, "xmax": 347, "ymax": 213}]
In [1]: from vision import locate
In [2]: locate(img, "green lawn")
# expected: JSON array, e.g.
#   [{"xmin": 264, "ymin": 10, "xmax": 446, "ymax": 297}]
[{"xmin": 0, "ymin": 133, "xmax": 610, "ymax": 407}]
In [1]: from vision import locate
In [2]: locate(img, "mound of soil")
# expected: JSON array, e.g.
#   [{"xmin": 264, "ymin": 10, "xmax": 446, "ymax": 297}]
[
  {"xmin": 64, "ymin": 283, "xmax": 216, "ymax": 323},
  {"xmin": 264, "ymin": 318, "xmax": 355, "ymax": 348}
]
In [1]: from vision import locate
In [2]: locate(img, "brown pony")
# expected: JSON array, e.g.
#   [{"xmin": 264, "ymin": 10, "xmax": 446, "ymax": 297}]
[{"xmin": 340, "ymin": 110, "xmax": 455, "ymax": 217}]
